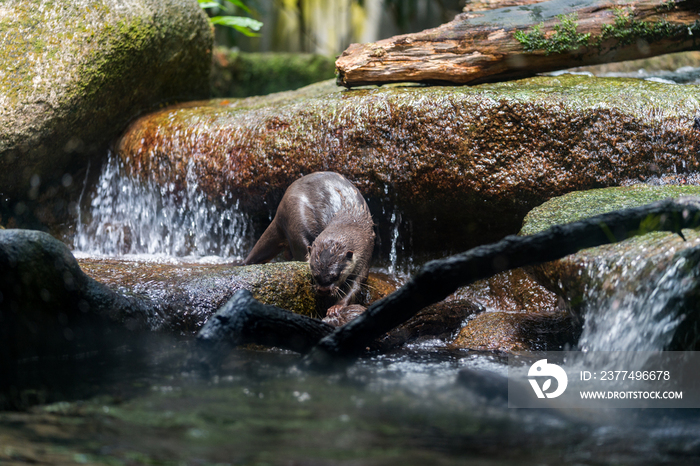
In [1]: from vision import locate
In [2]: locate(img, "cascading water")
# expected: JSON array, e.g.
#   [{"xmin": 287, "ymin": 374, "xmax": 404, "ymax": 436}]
[
  {"xmin": 74, "ymin": 153, "xmax": 253, "ymax": 261},
  {"xmin": 577, "ymin": 240, "xmax": 700, "ymax": 354}
]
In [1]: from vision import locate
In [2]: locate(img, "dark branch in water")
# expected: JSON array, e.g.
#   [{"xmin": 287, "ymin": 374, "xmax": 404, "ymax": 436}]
[
  {"xmin": 303, "ymin": 197, "xmax": 700, "ymax": 370},
  {"xmin": 197, "ymin": 197, "xmax": 700, "ymax": 370},
  {"xmin": 197, "ymin": 289, "xmax": 335, "ymax": 361}
]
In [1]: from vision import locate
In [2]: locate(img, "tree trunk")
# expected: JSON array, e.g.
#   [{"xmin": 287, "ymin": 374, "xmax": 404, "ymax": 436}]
[{"xmin": 336, "ymin": 0, "xmax": 700, "ymax": 87}]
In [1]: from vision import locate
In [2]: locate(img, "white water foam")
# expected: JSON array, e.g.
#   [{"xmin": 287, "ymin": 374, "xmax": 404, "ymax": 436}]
[
  {"xmin": 578, "ymin": 248, "xmax": 697, "ymax": 354},
  {"xmin": 74, "ymin": 153, "xmax": 253, "ymax": 260}
]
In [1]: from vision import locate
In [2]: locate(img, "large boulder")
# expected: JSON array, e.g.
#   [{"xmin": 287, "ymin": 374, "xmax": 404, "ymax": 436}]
[
  {"xmin": 0, "ymin": 0, "xmax": 212, "ymax": 229},
  {"xmin": 113, "ymin": 74, "xmax": 700, "ymax": 253},
  {"xmin": 521, "ymin": 185, "xmax": 700, "ymax": 351}
]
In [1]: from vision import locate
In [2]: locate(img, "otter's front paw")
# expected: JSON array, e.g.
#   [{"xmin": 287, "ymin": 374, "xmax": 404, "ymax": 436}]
[{"xmin": 322, "ymin": 304, "xmax": 366, "ymax": 327}]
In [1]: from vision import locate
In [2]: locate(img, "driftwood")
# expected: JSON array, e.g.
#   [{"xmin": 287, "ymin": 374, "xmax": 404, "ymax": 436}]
[
  {"xmin": 197, "ymin": 197, "xmax": 700, "ymax": 370},
  {"xmin": 196, "ymin": 290, "xmax": 479, "ymax": 364},
  {"xmin": 336, "ymin": 0, "xmax": 700, "ymax": 87},
  {"xmin": 196, "ymin": 289, "xmax": 335, "ymax": 359}
]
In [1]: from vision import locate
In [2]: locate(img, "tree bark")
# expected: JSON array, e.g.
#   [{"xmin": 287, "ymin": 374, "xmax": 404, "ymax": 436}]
[
  {"xmin": 303, "ymin": 197, "xmax": 700, "ymax": 369},
  {"xmin": 196, "ymin": 289, "xmax": 335, "ymax": 359},
  {"xmin": 336, "ymin": 0, "xmax": 700, "ymax": 87}
]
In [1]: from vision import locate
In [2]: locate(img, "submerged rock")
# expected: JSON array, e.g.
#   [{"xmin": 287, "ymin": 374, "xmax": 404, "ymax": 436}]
[
  {"xmin": 114, "ymin": 74, "xmax": 700, "ymax": 252},
  {"xmin": 0, "ymin": 0, "xmax": 212, "ymax": 229},
  {"xmin": 521, "ymin": 185, "xmax": 700, "ymax": 351},
  {"xmin": 79, "ymin": 258, "xmax": 395, "ymax": 333}
]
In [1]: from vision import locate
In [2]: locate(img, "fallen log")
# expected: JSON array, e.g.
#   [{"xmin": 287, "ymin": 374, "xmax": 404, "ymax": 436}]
[
  {"xmin": 197, "ymin": 289, "xmax": 335, "ymax": 362},
  {"xmin": 303, "ymin": 197, "xmax": 700, "ymax": 369},
  {"xmin": 336, "ymin": 0, "xmax": 700, "ymax": 87},
  {"xmin": 195, "ymin": 290, "xmax": 480, "ymax": 364}
]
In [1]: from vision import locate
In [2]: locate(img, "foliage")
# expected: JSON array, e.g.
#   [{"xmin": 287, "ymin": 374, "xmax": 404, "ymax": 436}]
[
  {"xmin": 515, "ymin": 4, "xmax": 695, "ymax": 55},
  {"xmin": 198, "ymin": 0, "xmax": 263, "ymax": 37},
  {"xmin": 514, "ymin": 13, "xmax": 590, "ymax": 55},
  {"xmin": 596, "ymin": 8, "xmax": 678, "ymax": 47}
]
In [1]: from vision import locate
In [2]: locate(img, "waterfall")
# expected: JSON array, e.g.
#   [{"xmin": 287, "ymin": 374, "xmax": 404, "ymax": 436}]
[
  {"xmin": 73, "ymin": 153, "xmax": 252, "ymax": 260},
  {"xmin": 577, "ymin": 237, "xmax": 700, "ymax": 353}
]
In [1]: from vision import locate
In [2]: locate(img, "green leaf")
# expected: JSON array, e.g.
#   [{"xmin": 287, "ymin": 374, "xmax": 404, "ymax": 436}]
[
  {"xmin": 222, "ymin": 0, "xmax": 252, "ymax": 14},
  {"xmin": 198, "ymin": 0, "xmax": 220, "ymax": 9},
  {"xmin": 209, "ymin": 15, "xmax": 263, "ymax": 36}
]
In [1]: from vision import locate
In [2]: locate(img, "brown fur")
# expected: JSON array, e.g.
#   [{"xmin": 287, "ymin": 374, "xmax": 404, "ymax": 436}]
[{"xmin": 243, "ymin": 172, "xmax": 375, "ymax": 307}]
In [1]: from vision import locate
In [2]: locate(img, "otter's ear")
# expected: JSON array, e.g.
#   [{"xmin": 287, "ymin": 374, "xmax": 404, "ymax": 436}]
[
  {"xmin": 346, "ymin": 251, "xmax": 354, "ymax": 260},
  {"xmin": 306, "ymin": 245, "xmax": 312, "ymax": 261}
]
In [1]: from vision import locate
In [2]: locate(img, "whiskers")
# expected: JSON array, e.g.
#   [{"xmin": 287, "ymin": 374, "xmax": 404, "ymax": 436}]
[
  {"xmin": 333, "ymin": 284, "xmax": 347, "ymax": 300},
  {"xmin": 358, "ymin": 280, "xmax": 379, "ymax": 293}
]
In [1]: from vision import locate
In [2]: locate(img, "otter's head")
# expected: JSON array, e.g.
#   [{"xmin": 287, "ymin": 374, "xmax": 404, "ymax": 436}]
[{"xmin": 308, "ymin": 238, "xmax": 355, "ymax": 297}]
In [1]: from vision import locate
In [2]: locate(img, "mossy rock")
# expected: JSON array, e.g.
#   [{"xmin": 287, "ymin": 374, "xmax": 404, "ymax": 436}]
[
  {"xmin": 79, "ymin": 258, "xmax": 394, "ymax": 332},
  {"xmin": 520, "ymin": 185, "xmax": 700, "ymax": 236},
  {"xmin": 520, "ymin": 185, "xmax": 700, "ymax": 350},
  {"xmin": 0, "ymin": 0, "xmax": 212, "ymax": 229},
  {"xmin": 115, "ymin": 74, "xmax": 700, "ymax": 254}
]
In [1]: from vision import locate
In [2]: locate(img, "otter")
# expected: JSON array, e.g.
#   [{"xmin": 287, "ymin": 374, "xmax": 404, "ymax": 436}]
[{"xmin": 243, "ymin": 172, "xmax": 375, "ymax": 309}]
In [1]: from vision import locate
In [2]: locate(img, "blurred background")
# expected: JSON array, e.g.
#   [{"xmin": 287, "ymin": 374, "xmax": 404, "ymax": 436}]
[{"xmin": 213, "ymin": 0, "xmax": 466, "ymax": 55}]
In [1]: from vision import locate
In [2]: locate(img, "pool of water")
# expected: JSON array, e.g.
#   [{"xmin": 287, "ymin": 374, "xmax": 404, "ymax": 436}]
[{"xmin": 3, "ymin": 331, "xmax": 700, "ymax": 465}]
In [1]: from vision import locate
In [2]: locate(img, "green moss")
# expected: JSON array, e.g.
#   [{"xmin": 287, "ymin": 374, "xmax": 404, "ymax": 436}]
[
  {"xmin": 657, "ymin": 0, "xmax": 677, "ymax": 12},
  {"xmin": 514, "ymin": 13, "xmax": 590, "ymax": 55},
  {"xmin": 515, "ymin": 5, "xmax": 697, "ymax": 55},
  {"xmin": 520, "ymin": 185, "xmax": 700, "ymax": 236},
  {"xmin": 595, "ymin": 7, "xmax": 683, "ymax": 47}
]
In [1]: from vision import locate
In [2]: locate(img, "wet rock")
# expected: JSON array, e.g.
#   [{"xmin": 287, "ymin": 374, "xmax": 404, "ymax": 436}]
[
  {"xmin": 211, "ymin": 48, "xmax": 336, "ymax": 98},
  {"xmin": 79, "ymin": 258, "xmax": 395, "ymax": 333},
  {"xmin": 521, "ymin": 185, "xmax": 700, "ymax": 350},
  {"xmin": 0, "ymin": 229, "xmax": 152, "ymax": 367},
  {"xmin": 451, "ymin": 311, "xmax": 579, "ymax": 352},
  {"xmin": 375, "ymin": 298, "xmax": 483, "ymax": 351},
  {"xmin": 0, "ymin": 0, "xmax": 212, "ymax": 229},
  {"xmin": 449, "ymin": 269, "xmax": 576, "ymax": 352},
  {"xmin": 452, "ymin": 268, "xmax": 561, "ymax": 315},
  {"xmin": 114, "ymin": 74, "xmax": 700, "ymax": 253}
]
